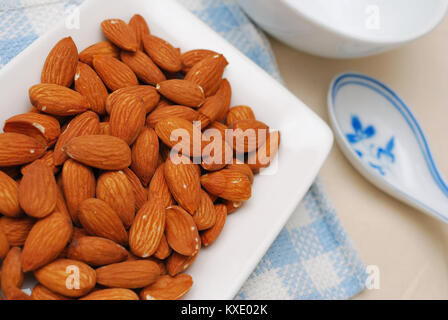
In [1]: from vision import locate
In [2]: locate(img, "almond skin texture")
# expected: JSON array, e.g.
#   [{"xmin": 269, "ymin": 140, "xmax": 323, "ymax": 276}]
[
  {"xmin": 31, "ymin": 284, "xmax": 71, "ymax": 300},
  {"xmin": 74, "ymin": 62, "xmax": 108, "ymax": 115},
  {"xmin": 165, "ymin": 206, "xmax": 200, "ymax": 256},
  {"xmin": 67, "ymin": 236, "xmax": 128, "ymax": 267},
  {"xmin": 226, "ymin": 105, "xmax": 256, "ymax": 126},
  {"xmin": 247, "ymin": 131, "xmax": 281, "ymax": 170},
  {"xmin": 0, "ymin": 216, "xmax": 35, "ymax": 246},
  {"xmin": 227, "ymin": 160, "xmax": 255, "ymax": 184},
  {"xmin": 181, "ymin": 49, "xmax": 217, "ymax": 73},
  {"xmin": 153, "ymin": 234, "xmax": 171, "ymax": 260},
  {"xmin": 62, "ymin": 159, "xmax": 96, "ymax": 224},
  {"xmin": 0, "ymin": 133, "xmax": 46, "ymax": 166},
  {"xmin": 96, "ymin": 260, "xmax": 160, "ymax": 289},
  {"xmin": 121, "ymin": 50, "xmax": 166, "ymax": 85},
  {"xmin": 41, "ymin": 37, "xmax": 78, "ymax": 87},
  {"xmin": 80, "ymin": 288, "xmax": 139, "ymax": 300},
  {"xmin": 106, "ymin": 85, "xmax": 160, "ymax": 114},
  {"xmin": 131, "ymin": 127, "xmax": 159, "ymax": 186},
  {"xmin": 34, "ymin": 259, "xmax": 96, "ymax": 298},
  {"xmin": 201, "ymin": 204, "xmax": 227, "ymax": 247},
  {"xmin": 101, "ymin": 19, "xmax": 138, "ymax": 52},
  {"xmin": 129, "ymin": 14, "xmax": 151, "ymax": 50},
  {"xmin": 228, "ymin": 119, "xmax": 269, "ymax": 154},
  {"xmin": 29, "ymin": 84, "xmax": 89, "ymax": 116},
  {"xmin": 185, "ymin": 54, "xmax": 228, "ymax": 97},
  {"xmin": 146, "ymin": 105, "xmax": 199, "ymax": 128},
  {"xmin": 201, "ymin": 169, "xmax": 251, "ymax": 202},
  {"xmin": 141, "ymin": 274, "xmax": 193, "ymax": 300},
  {"xmin": 164, "ymin": 158, "xmax": 201, "ymax": 215},
  {"xmin": 156, "ymin": 80, "xmax": 205, "ymax": 108},
  {"xmin": 93, "ymin": 55, "xmax": 138, "ymax": 91},
  {"xmin": 79, "ymin": 41, "xmax": 120, "ymax": 66},
  {"xmin": 166, "ymin": 250, "xmax": 199, "ymax": 276},
  {"xmin": 64, "ymin": 135, "xmax": 131, "ymax": 170},
  {"xmin": 0, "ymin": 171, "xmax": 21, "ymax": 218},
  {"xmin": 129, "ymin": 200, "xmax": 166, "ymax": 258},
  {"xmin": 22, "ymin": 150, "xmax": 58, "ymax": 176},
  {"xmin": 0, "ymin": 228, "xmax": 9, "ymax": 260},
  {"xmin": 19, "ymin": 160, "xmax": 57, "ymax": 219},
  {"xmin": 96, "ymin": 171, "xmax": 136, "ymax": 229},
  {"xmin": 193, "ymin": 190, "xmax": 217, "ymax": 231},
  {"xmin": 143, "ymin": 35, "xmax": 182, "ymax": 73},
  {"xmin": 201, "ymin": 132, "xmax": 233, "ymax": 172},
  {"xmin": 1, "ymin": 247, "xmax": 24, "ymax": 299},
  {"xmin": 109, "ymin": 94, "xmax": 146, "ymax": 145},
  {"xmin": 215, "ymin": 79, "xmax": 232, "ymax": 122},
  {"xmin": 4, "ymin": 112, "xmax": 61, "ymax": 147},
  {"xmin": 123, "ymin": 168, "xmax": 148, "ymax": 211},
  {"xmin": 197, "ymin": 95, "xmax": 225, "ymax": 128},
  {"xmin": 148, "ymin": 164, "xmax": 174, "ymax": 208},
  {"xmin": 53, "ymin": 111, "xmax": 100, "ymax": 166},
  {"xmin": 22, "ymin": 211, "xmax": 73, "ymax": 272},
  {"xmin": 78, "ymin": 198, "xmax": 128, "ymax": 245}
]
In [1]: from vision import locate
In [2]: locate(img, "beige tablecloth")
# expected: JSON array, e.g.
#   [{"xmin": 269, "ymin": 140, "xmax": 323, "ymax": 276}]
[{"xmin": 268, "ymin": 15, "xmax": 448, "ymax": 299}]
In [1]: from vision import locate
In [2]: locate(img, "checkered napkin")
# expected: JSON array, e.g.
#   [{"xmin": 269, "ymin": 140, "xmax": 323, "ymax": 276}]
[{"xmin": 0, "ymin": 0, "xmax": 367, "ymax": 299}]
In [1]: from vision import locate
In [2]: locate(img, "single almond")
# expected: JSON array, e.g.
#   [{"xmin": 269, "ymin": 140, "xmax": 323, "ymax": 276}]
[
  {"xmin": 122, "ymin": 168, "xmax": 148, "ymax": 211},
  {"xmin": 141, "ymin": 274, "xmax": 193, "ymax": 300},
  {"xmin": 64, "ymin": 135, "xmax": 131, "ymax": 170},
  {"xmin": 165, "ymin": 206, "xmax": 200, "ymax": 256},
  {"xmin": 93, "ymin": 55, "xmax": 138, "ymax": 91},
  {"xmin": 131, "ymin": 127, "xmax": 159, "ymax": 186},
  {"xmin": 201, "ymin": 128, "xmax": 233, "ymax": 171},
  {"xmin": 148, "ymin": 164, "xmax": 174, "ymax": 208},
  {"xmin": 181, "ymin": 49, "xmax": 217, "ymax": 73},
  {"xmin": 192, "ymin": 190, "xmax": 217, "ymax": 231},
  {"xmin": 41, "ymin": 37, "xmax": 78, "ymax": 87},
  {"xmin": 0, "ymin": 216, "xmax": 35, "ymax": 246},
  {"xmin": 146, "ymin": 105, "xmax": 199, "ymax": 128},
  {"xmin": 101, "ymin": 19, "xmax": 138, "ymax": 52},
  {"xmin": 156, "ymin": 79, "xmax": 205, "ymax": 108},
  {"xmin": 106, "ymin": 85, "xmax": 160, "ymax": 114},
  {"xmin": 215, "ymin": 79, "xmax": 232, "ymax": 122},
  {"xmin": 79, "ymin": 41, "xmax": 120, "ymax": 66},
  {"xmin": 0, "ymin": 133, "xmax": 46, "ymax": 167},
  {"xmin": 200, "ymin": 169, "xmax": 251, "ymax": 201},
  {"xmin": 1, "ymin": 247, "xmax": 24, "ymax": 299},
  {"xmin": 197, "ymin": 95, "xmax": 225, "ymax": 128},
  {"xmin": 142, "ymin": 34, "xmax": 182, "ymax": 73},
  {"xmin": 0, "ymin": 170, "xmax": 21, "ymax": 218},
  {"xmin": 80, "ymin": 288, "xmax": 139, "ymax": 300},
  {"xmin": 129, "ymin": 14, "xmax": 151, "ymax": 50},
  {"xmin": 121, "ymin": 50, "xmax": 166, "ymax": 85},
  {"xmin": 153, "ymin": 234, "xmax": 171, "ymax": 260},
  {"xmin": 226, "ymin": 160, "xmax": 254, "ymax": 184},
  {"xmin": 185, "ymin": 54, "xmax": 228, "ymax": 97},
  {"xmin": 201, "ymin": 204, "xmax": 227, "ymax": 247},
  {"xmin": 227, "ymin": 119, "xmax": 269, "ymax": 154},
  {"xmin": 226, "ymin": 105, "xmax": 256, "ymax": 126},
  {"xmin": 29, "ymin": 83, "xmax": 89, "ymax": 116}
]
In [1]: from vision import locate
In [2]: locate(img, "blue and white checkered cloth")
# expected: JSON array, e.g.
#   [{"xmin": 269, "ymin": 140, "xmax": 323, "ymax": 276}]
[{"xmin": 0, "ymin": 0, "xmax": 367, "ymax": 300}]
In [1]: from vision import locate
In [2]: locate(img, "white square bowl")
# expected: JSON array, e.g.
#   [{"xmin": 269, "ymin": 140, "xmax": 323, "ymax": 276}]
[{"xmin": 0, "ymin": 0, "xmax": 333, "ymax": 299}]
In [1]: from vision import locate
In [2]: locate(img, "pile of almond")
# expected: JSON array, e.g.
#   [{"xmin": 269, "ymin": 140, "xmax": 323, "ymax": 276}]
[{"xmin": 0, "ymin": 14, "xmax": 280, "ymax": 300}]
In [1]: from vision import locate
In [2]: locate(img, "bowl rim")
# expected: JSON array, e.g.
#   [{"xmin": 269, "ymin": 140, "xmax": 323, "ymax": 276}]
[{"xmin": 281, "ymin": 0, "xmax": 448, "ymax": 45}]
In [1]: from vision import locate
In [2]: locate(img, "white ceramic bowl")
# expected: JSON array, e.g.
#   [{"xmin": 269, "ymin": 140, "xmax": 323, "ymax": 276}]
[{"xmin": 237, "ymin": 0, "xmax": 448, "ymax": 58}]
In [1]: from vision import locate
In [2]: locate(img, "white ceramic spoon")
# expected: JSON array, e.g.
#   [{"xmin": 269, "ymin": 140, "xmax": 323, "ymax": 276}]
[{"xmin": 328, "ymin": 72, "xmax": 448, "ymax": 223}]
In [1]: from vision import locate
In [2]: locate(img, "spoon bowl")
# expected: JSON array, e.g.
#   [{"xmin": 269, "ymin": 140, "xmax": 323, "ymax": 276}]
[{"xmin": 328, "ymin": 72, "xmax": 448, "ymax": 223}]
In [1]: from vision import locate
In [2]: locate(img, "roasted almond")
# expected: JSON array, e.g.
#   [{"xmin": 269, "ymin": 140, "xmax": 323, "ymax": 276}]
[
  {"xmin": 93, "ymin": 55, "xmax": 138, "ymax": 91},
  {"xmin": 142, "ymin": 34, "xmax": 182, "ymax": 73},
  {"xmin": 156, "ymin": 79, "xmax": 205, "ymax": 108},
  {"xmin": 181, "ymin": 49, "xmax": 217, "ymax": 73},
  {"xmin": 129, "ymin": 14, "xmax": 151, "ymax": 50},
  {"xmin": 141, "ymin": 274, "xmax": 193, "ymax": 300},
  {"xmin": 165, "ymin": 206, "xmax": 200, "ymax": 256},
  {"xmin": 148, "ymin": 164, "xmax": 174, "ymax": 208},
  {"xmin": 192, "ymin": 190, "xmax": 217, "ymax": 231},
  {"xmin": 80, "ymin": 288, "xmax": 139, "ymax": 300},
  {"xmin": 0, "ymin": 216, "xmax": 35, "ymax": 246},
  {"xmin": 146, "ymin": 105, "xmax": 199, "ymax": 128},
  {"xmin": 200, "ymin": 169, "xmax": 251, "ymax": 201},
  {"xmin": 105, "ymin": 85, "xmax": 160, "ymax": 114},
  {"xmin": 41, "ymin": 37, "xmax": 78, "ymax": 87},
  {"xmin": 101, "ymin": 19, "xmax": 138, "ymax": 52},
  {"xmin": 131, "ymin": 127, "xmax": 159, "ymax": 186},
  {"xmin": 226, "ymin": 105, "xmax": 256, "ymax": 126},
  {"xmin": 122, "ymin": 167, "xmax": 148, "ymax": 211},
  {"xmin": 185, "ymin": 54, "xmax": 228, "ymax": 97},
  {"xmin": 64, "ymin": 135, "xmax": 131, "ymax": 170},
  {"xmin": 0, "ymin": 170, "xmax": 21, "ymax": 218},
  {"xmin": 0, "ymin": 133, "xmax": 46, "ymax": 166},
  {"xmin": 201, "ymin": 204, "xmax": 227, "ymax": 247},
  {"xmin": 121, "ymin": 50, "xmax": 166, "ymax": 85},
  {"xmin": 79, "ymin": 41, "xmax": 120, "ymax": 66}
]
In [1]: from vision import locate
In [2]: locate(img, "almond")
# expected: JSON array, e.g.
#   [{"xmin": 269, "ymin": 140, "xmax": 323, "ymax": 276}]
[
  {"xmin": 185, "ymin": 54, "xmax": 228, "ymax": 97},
  {"xmin": 141, "ymin": 274, "xmax": 193, "ymax": 300},
  {"xmin": 21, "ymin": 150, "xmax": 58, "ymax": 175},
  {"xmin": 146, "ymin": 105, "xmax": 199, "ymax": 128},
  {"xmin": 201, "ymin": 204, "xmax": 227, "ymax": 247},
  {"xmin": 22, "ymin": 211, "xmax": 73, "ymax": 272},
  {"xmin": 96, "ymin": 171, "xmax": 136, "ymax": 228},
  {"xmin": 129, "ymin": 14, "xmax": 151, "ymax": 50},
  {"xmin": 121, "ymin": 50, "xmax": 166, "ymax": 85},
  {"xmin": 105, "ymin": 85, "xmax": 160, "ymax": 114},
  {"xmin": 193, "ymin": 190, "xmax": 217, "ymax": 231},
  {"xmin": 0, "ymin": 133, "xmax": 46, "ymax": 166},
  {"xmin": 131, "ymin": 127, "xmax": 159, "ymax": 186},
  {"xmin": 227, "ymin": 119, "xmax": 269, "ymax": 154},
  {"xmin": 67, "ymin": 236, "xmax": 128, "ymax": 267},
  {"xmin": 62, "ymin": 159, "xmax": 96, "ymax": 224},
  {"xmin": 96, "ymin": 260, "xmax": 160, "ymax": 289},
  {"xmin": 201, "ymin": 133, "xmax": 233, "ymax": 172},
  {"xmin": 93, "ymin": 55, "xmax": 138, "ymax": 91},
  {"xmin": 215, "ymin": 79, "xmax": 232, "ymax": 122},
  {"xmin": 34, "ymin": 259, "xmax": 96, "ymax": 298},
  {"xmin": 166, "ymin": 250, "xmax": 199, "ymax": 276},
  {"xmin": 1, "ymin": 247, "xmax": 24, "ymax": 299},
  {"xmin": 226, "ymin": 105, "xmax": 256, "ymax": 126},
  {"xmin": 19, "ymin": 160, "xmax": 57, "ymax": 218},
  {"xmin": 53, "ymin": 111, "xmax": 100, "ymax": 166},
  {"xmin": 101, "ymin": 19, "xmax": 138, "ymax": 52},
  {"xmin": 109, "ymin": 94, "xmax": 146, "ymax": 145},
  {"xmin": 197, "ymin": 95, "xmax": 225, "ymax": 128},
  {"xmin": 29, "ymin": 84, "xmax": 89, "ymax": 116},
  {"xmin": 153, "ymin": 234, "xmax": 171, "ymax": 260},
  {"xmin": 247, "ymin": 131, "xmax": 280, "ymax": 170},
  {"xmin": 99, "ymin": 122, "xmax": 111, "ymax": 135},
  {"xmin": 129, "ymin": 200, "xmax": 165, "ymax": 258},
  {"xmin": 201, "ymin": 169, "xmax": 251, "ymax": 201},
  {"xmin": 123, "ymin": 168, "xmax": 148, "ymax": 211},
  {"xmin": 41, "ymin": 37, "xmax": 78, "ymax": 87},
  {"xmin": 148, "ymin": 164, "xmax": 174, "ymax": 208},
  {"xmin": 31, "ymin": 284, "xmax": 71, "ymax": 300},
  {"xmin": 4, "ymin": 112, "xmax": 60, "ymax": 147},
  {"xmin": 156, "ymin": 79, "xmax": 205, "ymax": 108},
  {"xmin": 165, "ymin": 206, "xmax": 200, "ymax": 256},
  {"xmin": 64, "ymin": 135, "xmax": 131, "ymax": 170},
  {"xmin": 0, "ymin": 228, "xmax": 9, "ymax": 260},
  {"xmin": 80, "ymin": 288, "xmax": 139, "ymax": 300},
  {"xmin": 0, "ymin": 170, "xmax": 21, "ymax": 218},
  {"xmin": 142, "ymin": 34, "xmax": 182, "ymax": 72},
  {"xmin": 0, "ymin": 216, "xmax": 35, "ymax": 246},
  {"xmin": 79, "ymin": 41, "xmax": 120, "ymax": 66},
  {"xmin": 181, "ymin": 49, "xmax": 217, "ymax": 73},
  {"xmin": 78, "ymin": 198, "xmax": 128, "ymax": 245},
  {"xmin": 164, "ymin": 157, "xmax": 201, "ymax": 215},
  {"xmin": 74, "ymin": 62, "xmax": 109, "ymax": 115},
  {"xmin": 226, "ymin": 160, "xmax": 254, "ymax": 184}
]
